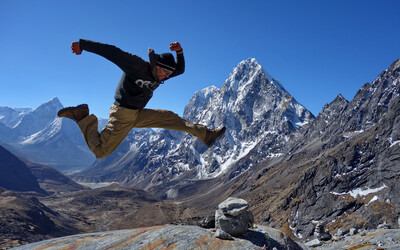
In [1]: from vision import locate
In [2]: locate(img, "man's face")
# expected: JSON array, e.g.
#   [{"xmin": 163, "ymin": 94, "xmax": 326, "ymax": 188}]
[{"xmin": 156, "ymin": 66, "xmax": 173, "ymax": 81}]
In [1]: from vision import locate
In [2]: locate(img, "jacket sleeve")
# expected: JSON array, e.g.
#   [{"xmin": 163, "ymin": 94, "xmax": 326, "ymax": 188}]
[
  {"xmin": 170, "ymin": 51, "xmax": 185, "ymax": 78},
  {"xmin": 79, "ymin": 39, "xmax": 146, "ymax": 76}
]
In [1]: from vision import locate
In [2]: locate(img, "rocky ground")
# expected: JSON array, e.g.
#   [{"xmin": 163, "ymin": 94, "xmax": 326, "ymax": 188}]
[
  {"xmin": 0, "ymin": 183, "xmax": 215, "ymax": 249},
  {"xmin": 304, "ymin": 228, "xmax": 400, "ymax": 250},
  {"xmin": 11, "ymin": 225, "xmax": 302, "ymax": 250},
  {"xmin": 6, "ymin": 224, "xmax": 400, "ymax": 250},
  {"xmin": 2, "ymin": 180, "xmax": 400, "ymax": 249}
]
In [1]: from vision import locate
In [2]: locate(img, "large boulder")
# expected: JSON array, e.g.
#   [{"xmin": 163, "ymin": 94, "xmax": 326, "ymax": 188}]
[{"xmin": 215, "ymin": 197, "xmax": 254, "ymax": 237}]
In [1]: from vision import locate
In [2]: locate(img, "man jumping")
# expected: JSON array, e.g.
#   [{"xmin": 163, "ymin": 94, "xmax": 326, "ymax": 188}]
[{"xmin": 58, "ymin": 39, "xmax": 226, "ymax": 158}]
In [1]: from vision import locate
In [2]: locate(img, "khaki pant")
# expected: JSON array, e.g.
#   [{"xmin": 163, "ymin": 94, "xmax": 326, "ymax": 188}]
[{"xmin": 78, "ymin": 104, "xmax": 208, "ymax": 158}]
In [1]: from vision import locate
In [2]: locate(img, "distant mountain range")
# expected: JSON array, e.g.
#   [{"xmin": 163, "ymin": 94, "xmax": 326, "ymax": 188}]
[
  {"xmin": 0, "ymin": 57, "xmax": 399, "ymax": 244},
  {"xmin": 0, "ymin": 97, "xmax": 102, "ymax": 171}
]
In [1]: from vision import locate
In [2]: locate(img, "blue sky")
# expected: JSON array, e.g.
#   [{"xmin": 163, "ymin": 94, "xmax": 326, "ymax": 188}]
[{"xmin": 1, "ymin": 0, "xmax": 399, "ymax": 119}]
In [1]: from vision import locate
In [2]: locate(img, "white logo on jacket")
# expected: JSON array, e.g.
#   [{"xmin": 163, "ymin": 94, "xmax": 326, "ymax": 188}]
[{"xmin": 135, "ymin": 79, "xmax": 160, "ymax": 90}]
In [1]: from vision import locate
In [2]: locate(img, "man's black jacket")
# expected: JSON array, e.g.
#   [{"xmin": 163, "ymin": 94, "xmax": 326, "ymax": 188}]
[{"xmin": 79, "ymin": 39, "xmax": 185, "ymax": 109}]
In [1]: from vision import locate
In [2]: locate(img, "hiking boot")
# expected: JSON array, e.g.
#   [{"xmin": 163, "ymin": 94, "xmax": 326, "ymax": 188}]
[
  {"xmin": 204, "ymin": 126, "xmax": 226, "ymax": 148},
  {"xmin": 57, "ymin": 104, "xmax": 89, "ymax": 123}
]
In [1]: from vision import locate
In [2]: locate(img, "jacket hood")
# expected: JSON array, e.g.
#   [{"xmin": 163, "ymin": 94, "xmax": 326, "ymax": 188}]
[{"xmin": 148, "ymin": 48, "xmax": 158, "ymax": 80}]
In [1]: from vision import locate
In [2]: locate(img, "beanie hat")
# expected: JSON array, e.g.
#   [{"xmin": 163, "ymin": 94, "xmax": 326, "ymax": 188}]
[{"xmin": 156, "ymin": 53, "xmax": 176, "ymax": 71}]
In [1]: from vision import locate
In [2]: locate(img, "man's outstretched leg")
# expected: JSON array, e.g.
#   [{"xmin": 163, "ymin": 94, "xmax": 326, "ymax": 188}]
[
  {"xmin": 58, "ymin": 104, "xmax": 137, "ymax": 158},
  {"xmin": 134, "ymin": 109, "xmax": 226, "ymax": 148},
  {"xmin": 58, "ymin": 105, "xmax": 226, "ymax": 159}
]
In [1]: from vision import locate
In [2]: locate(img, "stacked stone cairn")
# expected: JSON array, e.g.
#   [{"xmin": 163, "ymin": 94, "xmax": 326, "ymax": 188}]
[
  {"xmin": 314, "ymin": 222, "xmax": 332, "ymax": 241},
  {"xmin": 214, "ymin": 197, "xmax": 254, "ymax": 240}
]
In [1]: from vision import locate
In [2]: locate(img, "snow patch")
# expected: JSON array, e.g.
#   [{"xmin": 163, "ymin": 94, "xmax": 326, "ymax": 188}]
[
  {"xmin": 330, "ymin": 184, "xmax": 387, "ymax": 198},
  {"xmin": 78, "ymin": 182, "xmax": 118, "ymax": 189},
  {"xmin": 388, "ymin": 137, "xmax": 400, "ymax": 148},
  {"xmin": 295, "ymin": 121, "xmax": 308, "ymax": 127},
  {"xmin": 366, "ymin": 196, "xmax": 378, "ymax": 206},
  {"xmin": 343, "ymin": 130, "xmax": 365, "ymax": 139},
  {"xmin": 215, "ymin": 139, "xmax": 259, "ymax": 177},
  {"xmin": 20, "ymin": 118, "xmax": 62, "ymax": 145},
  {"xmin": 266, "ymin": 153, "xmax": 283, "ymax": 158},
  {"xmin": 166, "ymin": 188, "xmax": 179, "ymax": 199}
]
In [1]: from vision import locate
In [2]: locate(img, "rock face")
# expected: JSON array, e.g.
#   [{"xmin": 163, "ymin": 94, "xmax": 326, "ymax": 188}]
[
  {"xmin": 215, "ymin": 197, "xmax": 254, "ymax": 237},
  {"xmin": 242, "ymin": 58, "xmax": 400, "ymax": 239}
]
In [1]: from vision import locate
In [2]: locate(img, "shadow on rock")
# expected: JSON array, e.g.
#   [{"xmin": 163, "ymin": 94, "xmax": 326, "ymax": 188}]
[{"xmin": 239, "ymin": 227, "xmax": 304, "ymax": 250}]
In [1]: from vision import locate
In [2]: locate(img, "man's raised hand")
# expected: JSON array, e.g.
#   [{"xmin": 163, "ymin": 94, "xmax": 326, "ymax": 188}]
[
  {"xmin": 169, "ymin": 42, "xmax": 182, "ymax": 52},
  {"xmin": 71, "ymin": 42, "xmax": 82, "ymax": 55}
]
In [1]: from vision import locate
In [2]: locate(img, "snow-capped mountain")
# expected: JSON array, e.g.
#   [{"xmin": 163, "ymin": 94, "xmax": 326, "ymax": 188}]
[
  {"xmin": 182, "ymin": 58, "xmax": 313, "ymax": 177},
  {"xmin": 13, "ymin": 98, "xmax": 64, "ymax": 137},
  {"xmin": 75, "ymin": 58, "xmax": 314, "ymax": 188},
  {"xmin": 0, "ymin": 97, "xmax": 95, "ymax": 171},
  {"xmin": 0, "ymin": 107, "xmax": 33, "ymax": 128}
]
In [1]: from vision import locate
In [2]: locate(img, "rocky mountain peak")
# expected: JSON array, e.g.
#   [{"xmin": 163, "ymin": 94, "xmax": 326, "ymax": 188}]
[
  {"xmin": 33, "ymin": 97, "xmax": 63, "ymax": 117},
  {"xmin": 223, "ymin": 58, "xmax": 286, "ymax": 95},
  {"xmin": 321, "ymin": 94, "xmax": 349, "ymax": 114},
  {"xmin": 13, "ymin": 97, "xmax": 63, "ymax": 137},
  {"xmin": 388, "ymin": 57, "xmax": 400, "ymax": 72}
]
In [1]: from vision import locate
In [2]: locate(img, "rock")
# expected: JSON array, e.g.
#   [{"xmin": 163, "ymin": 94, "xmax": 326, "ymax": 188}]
[
  {"xmin": 398, "ymin": 217, "xmax": 400, "ymax": 228},
  {"xmin": 218, "ymin": 197, "xmax": 249, "ymax": 216},
  {"xmin": 215, "ymin": 197, "xmax": 254, "ymax": 237},
  {"xmin": 198, "ymin": 215, "xmax": 215, "ymax": 229},
  {"xmin": 319, "ymin": 232, "xmax": 332, "ymax": 241},
  {"xmin": 215, "ymin": 229, "xmax": 234, "ymax": 240},
  {"xmin": 305, "ymin": 239, "xmax": 323, "ymax": 247},
  {"xmin": 215, "ymin": 210, "xmax": 246, "ymax": 237},
  {"xmin": 314, "ymin": 222, "xmax": 324, "ymax": 236},
  {"xmin": 349, "ymin": 228, "xmax": 358, "ymax": 235},
  {"xmin": 256, "ymin": 226, "xmax": 304, "ymax": 250},
  {"xmin": 378, "ymin": 222, "xmax": 390, "ymax": 229},
  {"xmin": 314, "ymin": 223, "xmax": 332, "ymax": 241},
  {"xmin": 335, "ymin": 228, "xmax": 348, "ymax": 237}
]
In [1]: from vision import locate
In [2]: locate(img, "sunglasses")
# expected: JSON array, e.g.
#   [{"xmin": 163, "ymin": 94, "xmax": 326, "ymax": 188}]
[{"xmin": 163, "ymin": 68, "xmax": 173, "ymax": 76}]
